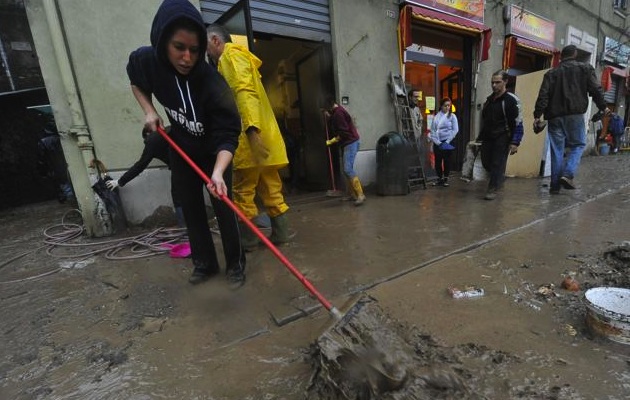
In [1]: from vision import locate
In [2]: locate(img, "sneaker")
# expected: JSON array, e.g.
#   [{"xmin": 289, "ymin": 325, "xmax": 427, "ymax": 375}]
[
  {"xmin": 560, "ymin": 176, "xmax": 576, "ymax": 190},
  {"xmin": 484, "ymin": 192, "xmax": 497, "ymax": 200},
  {"xmin": 442, "ymin": 178, "xmax": 450, "ymax": 187},
  {"xmin": 226, "ymin": 267, "xmax": 246, "ymax": 289},
  {"xmin": 354, "ymin": 194, "xmax": 366, "ymax": 206},
  {"xmin": 431, "ymin": 178, "xmax": 443, "ymax": 186},
  {"xmin": 188, "ymin": 264, "xmax": 219, "ymax": 285}
]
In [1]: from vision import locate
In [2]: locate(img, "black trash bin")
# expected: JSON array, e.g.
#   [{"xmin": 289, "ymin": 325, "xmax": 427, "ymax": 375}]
[{"xmin": 376, "ymin": 132, "xmax": 409, "ymax": 195}]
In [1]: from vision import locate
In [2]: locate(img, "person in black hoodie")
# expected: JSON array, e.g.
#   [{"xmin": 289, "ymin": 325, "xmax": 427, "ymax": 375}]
[{"xmin": 126, "ymin": 0, "xmax": 245, "ymax": 286}]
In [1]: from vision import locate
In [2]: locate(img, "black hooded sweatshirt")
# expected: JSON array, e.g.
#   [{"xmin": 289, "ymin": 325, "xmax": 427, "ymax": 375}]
[{"xmin": 126, "ymin": 0, "xmax": 240, "ymax": 157}]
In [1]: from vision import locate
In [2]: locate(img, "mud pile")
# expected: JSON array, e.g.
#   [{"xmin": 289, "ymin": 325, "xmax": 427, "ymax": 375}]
[{"xmin": 307, "ymin": 297, "xmax": 580, "ymax": 399}]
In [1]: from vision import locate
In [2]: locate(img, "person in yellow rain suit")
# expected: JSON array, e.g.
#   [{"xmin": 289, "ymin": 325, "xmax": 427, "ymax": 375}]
[{"xmin": 206, "ymin": 24, "xmax": 292, "ymax": 251}]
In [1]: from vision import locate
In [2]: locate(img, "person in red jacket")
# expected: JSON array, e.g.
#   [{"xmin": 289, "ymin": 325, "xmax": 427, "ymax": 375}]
[{"xmin": 323, "ymin": 96, "xmax": 366, "ymax": 206}]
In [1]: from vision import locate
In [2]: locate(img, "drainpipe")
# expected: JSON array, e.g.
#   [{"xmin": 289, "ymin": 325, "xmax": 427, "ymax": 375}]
[
  {"xmin": 0, "ymin": 36, "xmax": 16, "ymax": 91},
  {"xmin": 42, "ymin": 0, "xmax": 109, "ymax": 237}
]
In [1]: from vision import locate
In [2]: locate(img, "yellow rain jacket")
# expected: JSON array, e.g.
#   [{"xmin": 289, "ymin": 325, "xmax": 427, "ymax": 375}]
[{"xmin": 217, "ymin": 43, "xmax": 288, "ymax": 170}]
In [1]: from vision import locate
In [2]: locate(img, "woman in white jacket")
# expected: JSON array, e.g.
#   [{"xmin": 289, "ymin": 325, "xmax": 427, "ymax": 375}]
[{"xmin": 430, "ymin": 97, "xmax": 459, "ymax": 186}]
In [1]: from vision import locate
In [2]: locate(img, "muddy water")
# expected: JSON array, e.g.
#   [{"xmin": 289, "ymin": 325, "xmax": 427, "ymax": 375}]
[{"xmin": 2, "ymin": 155, "xmax": 630, "ymax": 399}]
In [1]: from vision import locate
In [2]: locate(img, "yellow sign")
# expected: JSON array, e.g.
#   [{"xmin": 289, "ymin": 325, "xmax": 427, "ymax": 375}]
[{"xmin": 426, "ymin": 96, "xmax": 436, "ymax": 111}]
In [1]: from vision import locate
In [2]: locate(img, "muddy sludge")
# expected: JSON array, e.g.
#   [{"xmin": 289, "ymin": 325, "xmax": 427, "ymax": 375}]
[{"xmin": 306, "ymin": 297, "xmax": 583, "ymax": 400}]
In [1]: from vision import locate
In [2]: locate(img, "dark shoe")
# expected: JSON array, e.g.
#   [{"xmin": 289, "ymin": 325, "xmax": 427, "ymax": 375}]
[
  {"xmin": 431, "ymin": 178, "xmax": 443, "ymax": 186},
  {"xmin": 226, "ymin": 267, "xmax": 246, "ymax": 289},
  {"xmin": 549, "ymin": 187, "xmax": 560, "ymax": 195},
  {"xmin": 442, "ymin": 177, "xmax": 450, "ymax": 187},
  {"xmin": 560, "ymin": 176, "xmax": 576, "ymax": 190},
  {"xmin": 484, "ymin": 188, "xmax": 497, "ymax": 200},
  {"xmin": 188, "ymin": 263, "xmax": 219, "ymax": 285}
]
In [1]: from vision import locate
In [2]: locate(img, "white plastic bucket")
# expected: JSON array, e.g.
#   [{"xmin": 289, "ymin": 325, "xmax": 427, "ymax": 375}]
[{"xmin": 584, "ymin": 287, "xmax": 630, "ymax": 344}]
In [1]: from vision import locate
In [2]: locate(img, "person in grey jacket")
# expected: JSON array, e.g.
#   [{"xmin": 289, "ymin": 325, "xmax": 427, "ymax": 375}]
[
  {"xmin": 430, "ymin": 97, "xmax": 458, "ymax": 187},
  {"xmin": 534, "ymin": 45, "xmax": 609, "ymax": 194}
]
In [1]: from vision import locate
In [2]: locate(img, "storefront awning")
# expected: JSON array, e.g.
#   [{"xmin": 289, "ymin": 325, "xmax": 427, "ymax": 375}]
[
  {"xmin": 408, "ymin": 5, "xmax": 487, "ymax": 33},
  {"xmin": 399, "ymin": 5, "xmax": 491, "ymax": 62},
  {"xmin": 610, "ymin": 65, "xmax": 628, "ymax": 78},
  {"xmin": 514, "ymin": 36, "xmax": 556, "ymax": 55},
  {"xmin": 503, "ymin": 35, "xmax": 560, "ymax": 70}
]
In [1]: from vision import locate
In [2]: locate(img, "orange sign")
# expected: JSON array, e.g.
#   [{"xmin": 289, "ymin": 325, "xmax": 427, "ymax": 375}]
[
  {"xmin": 406, "ymin": 0, "xmax": 484, "ymax": 24},
  {"xmin": 508, "ymin": 5, "xmax": 555, "ymax": 47}
]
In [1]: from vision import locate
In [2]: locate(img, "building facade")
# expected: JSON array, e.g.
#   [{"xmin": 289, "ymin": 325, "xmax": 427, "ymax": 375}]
[{"xmin": 21, "ymin": 0, "xmax": 630, "ymax": 234}]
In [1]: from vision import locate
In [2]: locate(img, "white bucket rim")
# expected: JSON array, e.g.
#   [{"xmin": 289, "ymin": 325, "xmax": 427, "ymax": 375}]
[{"xmin": 584, "ymin": 287, "xmax": 630, "ymax": 323}]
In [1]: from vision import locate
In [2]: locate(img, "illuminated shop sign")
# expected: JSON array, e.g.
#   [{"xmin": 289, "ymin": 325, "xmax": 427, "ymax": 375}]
[
  {"xmin": 507, "ymin": 4, "xmax": 555, "ymax": 47},
  {"xmin": 405, "ymin": 0, "xmax": 484, "ymax": 24}
]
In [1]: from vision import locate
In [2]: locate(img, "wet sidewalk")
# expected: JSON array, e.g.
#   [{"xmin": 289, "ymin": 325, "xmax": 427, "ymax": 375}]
[
  {"xmin": 1, "ymin": 152, "xmax": 630, "ymax": 399},
  {"xmin": 264, "ymin": 153, "xmax": 630, "ymax": 320}
]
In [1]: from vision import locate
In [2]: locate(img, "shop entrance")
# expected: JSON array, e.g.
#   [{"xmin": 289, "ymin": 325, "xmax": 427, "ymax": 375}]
[
  {"xmin": 210, "ymin": 0, "xmax": 335, "ymax": 192},
  {"xmin": 404, "ymin": 25, "xmax": 473, "ymax": 171}
]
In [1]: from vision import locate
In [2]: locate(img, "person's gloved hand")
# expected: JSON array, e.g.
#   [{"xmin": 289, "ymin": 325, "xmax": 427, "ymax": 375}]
[
  {"xmin": 105, "ymin": 179, "xmax": 119, "ymax": 191},
  {"xmin": 325, "ymin": 137, "xmax": 339, "ymax": 146}
]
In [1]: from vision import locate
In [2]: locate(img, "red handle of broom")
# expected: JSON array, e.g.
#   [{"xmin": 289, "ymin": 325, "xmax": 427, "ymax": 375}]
[
  {"xmin": 322, "ymin": 111, "xmax": 337, "ymax": 191},
  {"xmin": 156, "ymin": 126, "xmax": 341, "ymax": 318}
]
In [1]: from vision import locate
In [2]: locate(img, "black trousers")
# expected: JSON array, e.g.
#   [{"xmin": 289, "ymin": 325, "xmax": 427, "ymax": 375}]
[
  {"xmin": 170, "ymin": 147, "xmax": 245, "ymax": 273},
  {"xmin": 432, "ymin": 144, "xmax": 453, "ymax": 179},
  {"xmin": 481, "ymin": 134, "xmax": 510, "ymax": 191}
]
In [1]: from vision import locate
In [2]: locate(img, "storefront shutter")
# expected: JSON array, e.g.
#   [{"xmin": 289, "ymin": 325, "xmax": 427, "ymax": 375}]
[
  {"xmin": 201, "ymin": 0, "xmax": 331, "ymax": 42},
  {"xmin": 604, "ymin": 76, "xmax": 620, "ymax": 104}
]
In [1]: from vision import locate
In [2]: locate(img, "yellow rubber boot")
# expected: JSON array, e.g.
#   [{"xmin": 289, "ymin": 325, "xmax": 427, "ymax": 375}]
[
  {"xmin": 351, "ymin": 176, "xmax": 366, "ymax": 206},
  {"xmin": 342, "ymin": 177, "xmax": 356, "ymax": 201}
]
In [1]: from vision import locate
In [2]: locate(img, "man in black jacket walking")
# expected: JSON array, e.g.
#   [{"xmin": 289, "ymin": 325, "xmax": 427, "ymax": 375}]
[
  {"xmin": 478, "ymin": 70, "xmax": 524, "ymax": 200},
  {"xmin": 534, "ymin": 45, "xmax": 609, "ymax": 194}
]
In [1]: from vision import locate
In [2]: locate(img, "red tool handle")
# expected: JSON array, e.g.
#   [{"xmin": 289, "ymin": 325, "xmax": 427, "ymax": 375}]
[
  {"xmin": 156, "ymin": 126, "xmax": 335, "ymax": 313},
  {"xmin": 322, "ymin": 111, "xmax": 337, "ymax": 191}
]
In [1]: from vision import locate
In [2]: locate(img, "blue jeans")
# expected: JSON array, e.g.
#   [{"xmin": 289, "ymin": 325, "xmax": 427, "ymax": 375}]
[
  {"xmin": 548, "ymin": 114, "xmax": 586, "ymax": 189},
  {"xmin": 342, "ymin": 141, "xmax": 359, "ymax": 179}
]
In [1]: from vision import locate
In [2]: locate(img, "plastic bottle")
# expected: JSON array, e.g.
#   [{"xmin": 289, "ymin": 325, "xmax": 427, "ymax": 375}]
[{"xmin": 448, "ymin": 287, "xmax": 485, "ymax": 299}]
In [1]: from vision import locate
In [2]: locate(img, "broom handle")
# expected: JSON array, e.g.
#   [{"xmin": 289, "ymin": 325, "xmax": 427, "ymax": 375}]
[
  {"xmin": 156, "ymin": 126, "xmax": 337, "ymax": 314},
  {"xmin": 323, "ymin": 112, "xmax": 337, "ymax": 191}
]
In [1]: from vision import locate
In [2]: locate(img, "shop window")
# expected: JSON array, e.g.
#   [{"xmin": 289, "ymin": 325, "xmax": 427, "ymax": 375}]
[
  {"xmin": 411, "ymin": 25, "xmax": 464, "ymax": 61},
  {"xmin": 511, "ymin": 50, "xmax": 548, "ymax": 75},
  {"xmin": 614, "ymin": 0, "xmax": 628, "ymax": 9}
]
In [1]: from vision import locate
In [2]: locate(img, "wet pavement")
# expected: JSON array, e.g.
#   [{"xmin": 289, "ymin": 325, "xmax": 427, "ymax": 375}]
[{"xmin": 2, "ymin": 153, "xmax": 630, "ymax": 399}]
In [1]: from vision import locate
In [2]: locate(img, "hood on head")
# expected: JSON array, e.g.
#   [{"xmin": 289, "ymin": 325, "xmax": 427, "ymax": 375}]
[
  {"xmin": 225, "ymin": 42, "xmax": 262, "ymax": 70},
  {"xmin": 150, "ymin": 0, "xmax": 207, "ymax": 69}
]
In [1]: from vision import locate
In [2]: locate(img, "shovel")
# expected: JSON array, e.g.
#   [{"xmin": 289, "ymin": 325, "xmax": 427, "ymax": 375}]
[{"xmin": 156, "ymin": 126, "xmax": 412, "ymax": 398}]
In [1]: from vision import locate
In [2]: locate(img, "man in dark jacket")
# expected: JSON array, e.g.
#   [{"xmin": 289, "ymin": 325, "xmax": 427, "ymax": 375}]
[
  {"xmin": 478, "ymin": 70, "xmax": 524, "ymax": 200},
  {"xmin": 534, "ymin": 45, "xmax": 609, "ymax": 194},
  {"xmin": 127, "ymin": 0, "xmax": 245, "ymax": 286}
]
